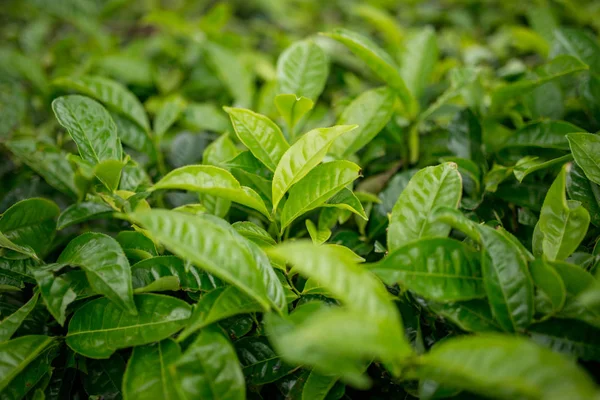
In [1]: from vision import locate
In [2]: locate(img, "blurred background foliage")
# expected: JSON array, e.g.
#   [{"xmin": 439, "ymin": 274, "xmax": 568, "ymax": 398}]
[{"xmin": 2, "ymin": 0, "xmax": 600, "ymax": 257}]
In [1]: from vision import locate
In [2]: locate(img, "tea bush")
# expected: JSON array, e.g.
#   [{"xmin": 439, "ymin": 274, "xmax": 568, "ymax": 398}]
[{"xmin": 2, "ymin": 1, "xmax": 600, "ymax": 399}]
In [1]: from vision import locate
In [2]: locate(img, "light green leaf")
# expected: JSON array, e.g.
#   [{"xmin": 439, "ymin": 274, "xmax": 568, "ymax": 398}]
[
  {"xmin": 94, "ymin": 159, "xmax": 125, "ymax": 192},
  {"xmin": 0, "ymin": 198, "xmax": 60, "ymax": 258},
  {"xmin": 202, "ymin": 134, "xmax": 239, "ymax": 167},
  {"xmin": 553, "ymin": 28, "xmax": 600, "ymax": 74},
  {"xmin": 567, "ymin": 133, "xmax": 600, "ymax": 186},
  {"xmin": 274, "ymin": 94, "xmax": 314, "ymax": 132},
  {"xmin": 181, "ymin": 102, "xmax": 231, "ymax": 133},
  {"xmin": 52, "ymin": 95, "xmax": 123, "ymax": 164},
  {"xmin": 127, "ymin": 210, "xmax": 284, "ymax": 311},
  {"xmin": 53, "ymin": 75, "xmax": 150, "ymax": 130},
  {"xmin": 399, "ymin": 27, "xmax": 438, "ymax": 99},
  {"xmin": 306, "ymin": 219, "xmax": 331, "ymax": 245},
  {"xmin": 0, "ymin": 335, "xmax": 58, "ymax": 399},
  {"xmin": 66, "ymin": 294, "xmax": 191, "ymax": 359},
  {"xmin": 552, "ymin": 261, "xmax": 600, "ymax": 329},
  {"xmin": 175, "ymin": 327, "xmax": 245, "ymax": 400},
  {"xmin": 224, "ymin": 107, "xmax": 289, "ymax": 172},
  {"xmin": 514, "ymin": 154, "xmax": 573, "ymax": 182},
  {"xmin": 172, "ymin": 203, "xmax": 208, "ymax": 216},
  {"xmin": 198, "ymin": 194, "xmax": 231, "ymax": 218},
  {"xmin": 371, "ymin": 238, "xmax": 485, "ymax": 302},
  {"xmin": 538, "ymin": 166, "xmax": 590, "ymax": 261},
  {"xmin": 280, "ymin": 160, "xmax": 361, "ymax": 231},
  {"xmin": 272, "ymin": 125, "xmax": 357, "ymax": 211},
  {"xmin": 322, "ymin": 28, "xmax": 414, "ymax": 113},
  {"xmin": 387, "ymin": 163, "xmax": 462, "ymax": 251},
  {"xmin": 325, "ymin": 244, "xmax": 366, "ymax": 263},
  {"xmin": 154, "ymin": 96, "xmax": 186, "ymax": 137},
  {"xmin": 477, "ymin": 225, "xmax": 534, "ymax": 332},
  {"xmin": 232, "ymin": 221, "xmax": 276, "ymax": 247},
  {"xmin": 265, "ymin": 304, "xmax": 395, "ymax": 388},
  {"xmin": 0, "ymin": 292, "xmax": 39, "ymax": 342},
  {"xmin": 276, "ymin": 40, "xmax": 329, "ymax": 101},
  {"xmin": 178, "ymin": 286, "xmax": 261, "ymax": 342},
  {"xmin": 329, "ymin": 87, "xmax": 396, "ymax": 157},
  {"xmin": 205, "ymin": 42, "xmax": 254, "ymax": 108},
  {"xmin": 116, "ymin": 231, "xmax": 157, "ymax": 263},
  {"xmin": 266, "ymin": 241, "xmax": 408, "ymax": 353},
  {"xmin": 133, "ymin": 276, "xmax": 179, "ymax": 293},
  {"xmin": 122, "ymin": 339, "xmax": 181, "ymax": 400},
  {"xmin": 152, "ymin": 165, "xmax": 271, "ymax": 218},
  {"xmin": 322, "ymin": 188, "xmax": 368, "ymax": 220},
  {"xmin": 58, "ymin": 232, "xmax": 136, "ymax": 315},
  {"xmin": 233, "ymin": 221, "xmax": 284, "ymax": 270},
  {"xmin": 413, "ymin": 334, "xmax": 599, "ymax": 400},
  {"xmin": 430, "ymin": 206, "xmax": 480, "ymax": 242}
]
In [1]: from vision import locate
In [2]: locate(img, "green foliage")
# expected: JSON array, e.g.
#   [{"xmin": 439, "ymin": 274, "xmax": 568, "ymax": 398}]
[{"xmin": 2, "ymin": 1, "xmax": 600, "ymax": 399}]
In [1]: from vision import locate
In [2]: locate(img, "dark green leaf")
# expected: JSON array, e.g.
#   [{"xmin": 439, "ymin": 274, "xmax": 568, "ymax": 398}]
[
  {"xmin": 477, "ymin": 225, "xmax": 534, "ymax": 332},
  {"xmin": 0, "ymin": 292, "xmax": 39, "ymax": 342},
  {"xmin": 0, "ymin": 198, "xmax": 60, "ymax": 259},
  {"xmin": 174, "ymin": 327, "xmax": 245, "ymax": 400},
  {"xmin": 567, "ymin": 133, "xmax": 600, "ymax": 186},
  {"xmin": 52, "ymin": 95, "xmax": 123, "ymax": 164},
  {"xmin": 57, "ymin": 202, "xmax": 114, "ymax": 230},
  {"xmin": 0, "ymin": 335, "xmax": 58, "ymax": 399},
  {"xmin": 66, "ymin": 294, "xmax": 191, "ymax": 358},
  {"xmin": 58, "ymin": 232, "xmax": 136, "ymax": 315},
  {"xmin": 122, "ymin": 339, "xmax": 181, "ymax": 400},
  {"xmin": 177, "ymin": 286, "xmax": 262, "ymax": 342},
  {"xmin": 53, "ymin": 75, "xmax": 150, "ymax": 131},
  {"xmin": 371, "ymin": 238, "xmax": 485, "ymax": 302},
  {"xmin": 235, "ymin": 336, "xmax": 294, "ymax": 384},
  {"xmin": 83, "ymin": 353, "xmax": 125, "ymax": 400}
]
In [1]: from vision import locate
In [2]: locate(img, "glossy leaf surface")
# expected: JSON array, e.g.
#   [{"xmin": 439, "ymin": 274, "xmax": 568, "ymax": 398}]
[
  {"xmin": 276, "ymin": 40, "xmax": 329, "ymax": 101},
  {"xmin": 66, "ymin": 294, "xmax": 191, "ymax": 358},
  {"xmin": 272, "ymin": 125, "xmax": 357, "ymax": 211},
  {"xmin": 152, "ymin": 165, "xmax": 271, "ymax": 218},
  {"xmin": 414, "ymin": 334, "xmax": 599, "ymax": 400},
  {"xmin": 388, "ymin": 163, "xmax": 462, "ymax": 251},
  {"xmin": 122, "ymin": 339, "xmax": 181, "ymax": 400},
  {"xmin": 371, "ymin": 238, "xmax": 485, "ymax": 302},
  {"xmin": 127, "ymin": 210, "xmax": 284, "ymax": 311},
  {"xmin": 280, "ymin": 160, "xmax": 361, "ymax": 231},
  {"xmin": 224, "ymin": 107, "xmax": 289, "ymax": 172},
  {"xmin": 477, "ymin": 225, "xmax": 534, "ymax": 332},
  {"xmin": 58, "ymin": 232, "xmax": 136, "ymax": 314}
]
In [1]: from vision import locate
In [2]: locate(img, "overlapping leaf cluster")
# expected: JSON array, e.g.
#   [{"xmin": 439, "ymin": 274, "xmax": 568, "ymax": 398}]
[{"xmin": 2, "ymin": 1, "xmax": 600, "ymax": 399}]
